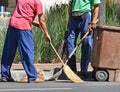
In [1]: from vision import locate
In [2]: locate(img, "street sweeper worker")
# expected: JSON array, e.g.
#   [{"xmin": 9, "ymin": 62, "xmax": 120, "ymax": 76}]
[
  {"xmin": 1, "ymin": 0, "xmax": 51, "ymax": 83},
  {"xmin": 66, "ymin": 0, "xmax": 101, "ymax": 76}
]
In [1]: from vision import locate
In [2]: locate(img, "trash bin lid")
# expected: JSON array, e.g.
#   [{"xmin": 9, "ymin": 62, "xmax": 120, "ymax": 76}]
[{"xmin": 97, "ymin": 25, "xmax": 120, "ymax": 32}]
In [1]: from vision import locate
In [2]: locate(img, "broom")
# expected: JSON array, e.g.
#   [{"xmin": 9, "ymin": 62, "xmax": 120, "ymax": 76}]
[{"xmin": 50, "ymin": 41, "xmax": 83, "ymax": 83}]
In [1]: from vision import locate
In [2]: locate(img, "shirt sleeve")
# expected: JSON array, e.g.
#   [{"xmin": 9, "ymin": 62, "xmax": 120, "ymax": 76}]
[
  {"xmin": 91, "ymin": 0, "xmax": 101, "ymax": 5},
  {"xmin": 35, "ymin": 0, "xmax": 43, "ymax": 15}
]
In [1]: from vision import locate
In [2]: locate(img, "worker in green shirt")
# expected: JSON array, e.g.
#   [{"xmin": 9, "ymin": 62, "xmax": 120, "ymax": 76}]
[{"xmin": 66, "ymin": 0, "xmax": 101, "ymax": 77}]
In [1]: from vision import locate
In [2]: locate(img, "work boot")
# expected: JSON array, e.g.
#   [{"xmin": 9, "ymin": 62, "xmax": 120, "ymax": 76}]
[{"xmin": 80, "ymin": 70, "xmax": 88, "ymax": 79}]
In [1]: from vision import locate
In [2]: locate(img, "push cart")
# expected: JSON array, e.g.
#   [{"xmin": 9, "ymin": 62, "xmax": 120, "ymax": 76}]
[{"xmin": 91, "ymin": 25, "xmax": 120, "ymax": 82}]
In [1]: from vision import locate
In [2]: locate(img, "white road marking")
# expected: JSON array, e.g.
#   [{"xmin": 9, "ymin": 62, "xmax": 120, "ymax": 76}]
[{"xmin": 0, "ymin": 88, "xmax": 72, "ymax": 91}]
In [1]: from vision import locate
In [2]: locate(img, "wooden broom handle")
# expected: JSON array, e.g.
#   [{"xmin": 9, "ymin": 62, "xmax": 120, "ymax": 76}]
[{"xmin": 50, "ymin": 42, "xmax": 65, "ymax": 65}]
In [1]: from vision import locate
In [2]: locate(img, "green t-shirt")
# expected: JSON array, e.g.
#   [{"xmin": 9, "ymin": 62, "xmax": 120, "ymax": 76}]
[{"xmin": 72, "ymin": 0, "xmax": 101, "ymax": 12}]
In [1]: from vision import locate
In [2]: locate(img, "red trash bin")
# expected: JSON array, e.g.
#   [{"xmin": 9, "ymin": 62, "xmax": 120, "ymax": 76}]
[{"xmin": 91, "ymin": 25, "xmax": 120, "ymax": 82}]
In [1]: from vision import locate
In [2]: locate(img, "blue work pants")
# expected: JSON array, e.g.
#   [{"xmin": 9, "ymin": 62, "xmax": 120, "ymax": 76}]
[
  {"xmin": 1, "ymin": 26, "xmax": 37, "ymax": 81},
  {"xmin": 66, "ymin": 12, "xmax": 93, "ymax": 71}
]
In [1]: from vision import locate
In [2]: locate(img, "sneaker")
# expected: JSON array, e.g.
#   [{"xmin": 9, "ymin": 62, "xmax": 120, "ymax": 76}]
[
  {"xmin": 20, "ymin": 75, "xmax": 27, "ymax": 82},
  {"xmin": 28, "ymin": 77, "xmax": 44, "ymax": 83},
  {"xmin": 1, "ymin": 77, "xmax": 14, "ymax": 82},
  {"xmin": 30, "ymin": 69, "xmax": 45, "ymax": 83},
  {"xmin": 20, "ymin": 69, "xmax": 45, "ymax": 83},
  {"xmin": 20, "ymin": 76, "xmax": 44, "ymax": 83}
]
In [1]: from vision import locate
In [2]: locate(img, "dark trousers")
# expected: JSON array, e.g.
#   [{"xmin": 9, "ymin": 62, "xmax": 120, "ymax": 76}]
[{"xmin": 66, "ymin": 12, "xmax": 93, "ymax": 71}]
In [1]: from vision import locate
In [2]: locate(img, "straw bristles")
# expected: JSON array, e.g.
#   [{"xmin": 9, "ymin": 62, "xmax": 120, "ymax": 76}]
[{"xmin": 63, "ymin": 65, "xmax": 83, "ymax": 83}]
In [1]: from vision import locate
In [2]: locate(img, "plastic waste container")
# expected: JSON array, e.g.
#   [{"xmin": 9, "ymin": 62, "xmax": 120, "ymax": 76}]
[{"xmin": 91, "ymin": 25, "xmax": 120, "ymax": 82}]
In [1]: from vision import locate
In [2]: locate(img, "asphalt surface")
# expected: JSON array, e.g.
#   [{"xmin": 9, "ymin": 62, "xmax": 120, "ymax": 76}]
[{"xmin": 0, "ymin": 81, "xmax": 120, "ymax": 92}]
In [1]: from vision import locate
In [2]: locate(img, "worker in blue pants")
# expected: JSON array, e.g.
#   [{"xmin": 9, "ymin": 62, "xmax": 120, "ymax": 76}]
[
  {"xmin": 1, "ymin": 0, "xmax": 51, "ymax": 83},
  {"xmin": 67, "ymin": 12, "xmax": 93, "ymax": 72},
  {"xmin": 66, "ymin": 0, "xmax": 101, "ymax": 76}
]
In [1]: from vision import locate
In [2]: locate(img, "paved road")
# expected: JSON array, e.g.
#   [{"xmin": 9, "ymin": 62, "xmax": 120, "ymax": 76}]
[{"xmin": 0, "ymin": 81, "xmax": 120, "ymax": 92}]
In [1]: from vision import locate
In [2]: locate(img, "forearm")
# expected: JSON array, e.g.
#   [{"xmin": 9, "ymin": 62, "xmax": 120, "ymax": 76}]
[
  {"xmin": 38, "ymin": 15, "xmax": 49, "ymax": 35},
  {"xmin": 92, "ymin": 4, "xmax": 100, "ymax": 23}
]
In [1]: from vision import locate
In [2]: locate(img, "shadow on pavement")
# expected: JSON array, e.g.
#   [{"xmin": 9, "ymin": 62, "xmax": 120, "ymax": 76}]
[{"xmin": 56, "ymin": 70, "xmax": 97, "ymax": 82}]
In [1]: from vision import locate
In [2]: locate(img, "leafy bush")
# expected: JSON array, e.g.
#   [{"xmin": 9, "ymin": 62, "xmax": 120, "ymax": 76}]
[{"xmin": 106, "ymin": 0, "xmax": 119, "ymax": 26}]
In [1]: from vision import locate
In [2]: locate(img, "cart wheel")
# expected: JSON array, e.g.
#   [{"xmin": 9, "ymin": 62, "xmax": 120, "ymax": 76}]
[{"xmin": 95, "ymin": 70, "xmax": 108, "ymax": 81}]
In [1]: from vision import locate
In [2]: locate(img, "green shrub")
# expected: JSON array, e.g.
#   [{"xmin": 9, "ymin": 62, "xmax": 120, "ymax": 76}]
[{"xmin": 106, "ymin": 0, "xmax": 119, "ymax": 26}]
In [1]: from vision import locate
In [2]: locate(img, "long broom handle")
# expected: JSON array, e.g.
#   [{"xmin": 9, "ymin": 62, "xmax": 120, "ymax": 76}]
[
  {"xmin": 50, "ymin": 42, "xmax": 65, "ymax": 65},
  {"xmin": 65, "ymin": 19, "xmax": 98, "ymax": 65}
]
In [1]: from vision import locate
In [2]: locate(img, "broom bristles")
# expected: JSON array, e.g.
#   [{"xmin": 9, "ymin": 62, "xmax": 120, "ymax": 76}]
[{"xmin": 63, "ymin": 65, "xmax": 83, "ymax": 83}]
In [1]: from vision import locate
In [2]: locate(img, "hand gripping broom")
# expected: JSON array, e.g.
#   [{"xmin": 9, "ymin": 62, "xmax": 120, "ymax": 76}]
[{"xmin": 50, "ymin": 41, "xmax": 83, "ymax": 83}]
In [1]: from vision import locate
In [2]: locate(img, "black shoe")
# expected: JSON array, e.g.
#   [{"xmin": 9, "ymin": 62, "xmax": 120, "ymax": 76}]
[
  {"xmin": 1, "ymin": 77, "xmax": 14, "ymax": 82},
  {"xmin": 80, "ymin": 71, "xmax": 88, "ymax": 79}
]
